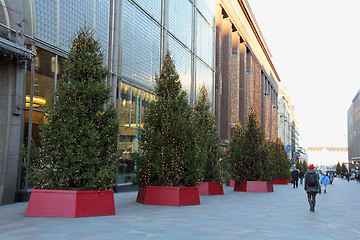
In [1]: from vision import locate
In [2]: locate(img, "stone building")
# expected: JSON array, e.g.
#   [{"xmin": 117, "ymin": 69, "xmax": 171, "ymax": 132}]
[
  {"xmin": 348, "ymin": 89, "xmax": 360, "ymax": 172},
  {"xmin": 215, "ymin": 0, "xmax": 280, "ymax": 146}
]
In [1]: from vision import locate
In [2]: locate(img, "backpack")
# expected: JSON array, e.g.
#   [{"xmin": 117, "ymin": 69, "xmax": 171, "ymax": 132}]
[{"xmin": 306, "ymin": 172, "xmax": 317, "ymax": 187}]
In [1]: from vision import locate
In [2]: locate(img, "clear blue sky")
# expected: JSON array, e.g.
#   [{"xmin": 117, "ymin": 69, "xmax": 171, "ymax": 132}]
[{"xmin": 247, "ymin": 0, "xmax": 360, "ymax": 148}]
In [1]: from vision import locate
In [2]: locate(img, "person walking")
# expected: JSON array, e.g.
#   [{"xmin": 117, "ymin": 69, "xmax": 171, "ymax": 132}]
[
  {"xmin": 320, "ymin": 172, "xmax": 330, "ymax": 193},
  {"xmin": 304, "ymin": 164, "xmax": 321, "ymax": 212},
  {"xmin": 299, "ymin": 170, "xmax": 304, "ymax": 185},
  {"xmin": 328, "ymin": 172, "xmax": 334, "ymax": 185},
  {"xmin": 291, "ymin": 166, "xmax": 300, "ymax": 188}
]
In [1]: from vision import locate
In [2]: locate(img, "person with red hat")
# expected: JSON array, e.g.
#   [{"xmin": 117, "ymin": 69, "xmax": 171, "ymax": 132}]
[{"xmin": 304, "ymin": 164, "xmax": 321, "ymax": 212}]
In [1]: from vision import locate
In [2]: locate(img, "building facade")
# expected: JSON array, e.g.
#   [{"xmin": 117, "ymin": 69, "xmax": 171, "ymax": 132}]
[
  {"xmin": 0, "ymin": 0, "xmax": 282, "ymax": 205},
  {"xmin": 215, "ymin": 0, "xmax": 280, "ymax": 146},
  {"xmin": 278, "ymin": 89, "xmax": 293, "ymax": 157},
  {"xmin": 348, "ymin": 89, "xmax": 360, "ymax": 172}
]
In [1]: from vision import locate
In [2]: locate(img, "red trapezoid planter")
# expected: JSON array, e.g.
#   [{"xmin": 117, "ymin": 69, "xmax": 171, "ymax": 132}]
[
  {"xmin": 198, "ymin": 182, "xmax": 224, "ymax": 195},
  {"xmin": 272, "ymin": 178, "xmax": 290, "ymax": 185},
  {"xmin": 234, "ymin": 181, "xmax": 274, "ymax": 192},
  {"xmin": 136, "ymin": 185, "xmax": 200, "ymax": 206},
  {"xmin": 24, "ymin": 189, "xmax": 115, "ymax": 218},
  {"xmin": 226, "ymin": 179, "xmax": 236, "ymax": 187}
]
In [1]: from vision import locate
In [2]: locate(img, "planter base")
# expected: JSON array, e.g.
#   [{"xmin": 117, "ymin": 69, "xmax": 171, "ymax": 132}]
[
  {"xmin": 226, "ymin": 179, "xmax": 236, "ymax": 187},
  {"xmin": 25, "ymin": 189, "xmax": 115, "ymax": 218},
  {"xmin": 234, "ymin": 181, "xmax": 274, "ymax": 192},
  {"xmin": 273, "ymin": 179, "xmax": 290, "ymax": 185},
  {"xmin": 198, "ymin": 182, "xmax": 224, "ymax": 195},
  {"xmin": 136, "ymin": 186, "xmax": 200, "ymax": 206}
]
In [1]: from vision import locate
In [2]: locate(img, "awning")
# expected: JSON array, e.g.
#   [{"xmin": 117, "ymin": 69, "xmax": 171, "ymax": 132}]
[{"xmin": 0, "ymin": 37, "xmax": 35, "ymax": 60}]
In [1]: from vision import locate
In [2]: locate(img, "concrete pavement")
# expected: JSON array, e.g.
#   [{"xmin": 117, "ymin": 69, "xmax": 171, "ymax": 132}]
[{"xmin": 0, "ymin": 178, "xmax": 359, "ymax": 240}]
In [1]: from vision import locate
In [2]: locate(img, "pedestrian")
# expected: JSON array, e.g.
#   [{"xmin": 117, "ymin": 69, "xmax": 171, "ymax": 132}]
[
  {"xmin": 291, "ymin": 166, "xmax": 300, "ymax": 188},
  {"xmin": 299, "ymin": 170, "xmax": 304, "ymax": 185},
  {"xmin": 320, "ymin": 172, "xmax": 330, "ymax": 193},
  {"xmin": 328, "ymin": 172, "xmax": 334, "ymax": 185},
  {"xmin": 356, "ymin": 173, "xmax": 360, "ymax": 184},
  {"xmin": 304, "ymin": 164, "xmax": 321, "ymax": 212}
]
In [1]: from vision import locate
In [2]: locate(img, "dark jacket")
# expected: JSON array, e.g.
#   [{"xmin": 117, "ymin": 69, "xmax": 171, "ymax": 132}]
[
  {"xmin": 304, "ymin": 169, "xmax": 321, "ymax": 193},
  {"xmin": 291, "ymin": 169, "xmax": 299, "ymax": 180}
]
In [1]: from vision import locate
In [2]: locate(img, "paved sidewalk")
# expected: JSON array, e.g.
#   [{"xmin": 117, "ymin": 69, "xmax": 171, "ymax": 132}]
[{"xmin": 0, "ymin": 179, "xmax": 359, "ymax": 240}]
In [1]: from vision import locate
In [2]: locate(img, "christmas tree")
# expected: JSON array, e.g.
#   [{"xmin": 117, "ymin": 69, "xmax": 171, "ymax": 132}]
[
  {"xmin": 336, "ymin": 162, "xmax": 341, "ymax": 175},
  {"xmin": 269, "ymin": 138, "xmax": 290, "ymax": 179},
  {"xmin": 341, "ymin": 162, "xmax": 348, "ymax": 174},
  {"xmin": 26, "ymin": 27, "xmax": 120, "ymax": 190},
  {"xmin": 228, "ymin": 109, "xmax": 273, "ymax": 183},
  {"xmin": 194, "ymin": 86, "xmax": 222, "ymax": 182},
  {"xmin": 134, "ymin": 52, "xmax": 203, "ymax": 187}
]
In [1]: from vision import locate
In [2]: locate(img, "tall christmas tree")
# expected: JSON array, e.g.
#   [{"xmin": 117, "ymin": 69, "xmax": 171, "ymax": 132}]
[
  {"xmin": 269, "ymin": 138, "xmax": 290, "ymax": 179},
  {"xmin": 194, "ymin": 86, "xmax": 222, "ymax": 182},
  {"xmin": 228, "ymin": 109, "xmax": 273, "ymax": 183},
  {"xmin": 336, "ymin": 162, "xmax": 341, "ymax": 175},
  {"xmin": 134, "ymin": 52, "xmax": 203, "ymax": 187},
  {"xmin": 26, "ymin": 27, "xmax": 120, "ymax": 190}
]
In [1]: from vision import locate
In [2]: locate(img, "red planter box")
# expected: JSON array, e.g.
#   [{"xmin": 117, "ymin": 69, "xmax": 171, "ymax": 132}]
[
  {"xmin": 25, "ymin": 189, "xmax": 115, "ymax": 218},
  {"xmin": 226, "ymin": 179, "xmax": 236, "ymax": 187},
  {"xmin": 234, "ymin": 181, "xmax": 274, "ymax": 192},
  {"xmin": 198, "ymin": 182, "xmax": 224, "ymax": 195},
  {"xmin": 136, "ymin": 185, "xmax": 200, "ymax": 206},
  {"xmin": 272, "ymin": 178, "xmax": 290, "ymax": 184}
]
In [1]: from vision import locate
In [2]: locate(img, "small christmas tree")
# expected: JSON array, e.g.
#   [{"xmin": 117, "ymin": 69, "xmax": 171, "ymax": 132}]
[
  {"xmin": 194, "ymin": 86, "xmax": 222, "ymax": 182},
  {"xmin": 26, "ymin": 27, "xmax": 119, "ymax": 190},
  {"xmin": 341, "ymin": 162, "xmax": 348, "ymax": 174},
  {"xmin": 269, "ymin": 138, "xmax": 290, "ymax": 180},
  {"xmin": 134, "ymin": 52, "xmax": 203, "ymax": 187},
  {"xmin": 336, "ymin": 162, "xmax": 341, "ymax": 175},
  {"xmin": 229, "ymin": 109, "xmax": 273, "ymax": 183}
]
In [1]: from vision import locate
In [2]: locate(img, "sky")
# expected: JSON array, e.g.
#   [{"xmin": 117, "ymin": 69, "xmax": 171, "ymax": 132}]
[{"xmin": 246, "ymin": 0, "xmax": 360, "ymax": 148}]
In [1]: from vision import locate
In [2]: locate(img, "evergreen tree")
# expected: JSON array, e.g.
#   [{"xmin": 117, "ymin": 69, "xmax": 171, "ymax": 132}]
[
  {"xmin": 229, "ymin": 109, "xmax": 273, "ymax": 183},
  {"xmin": 194, "ymin": 86, "xmax": 222, "ymax": 182},
  {"xmin": 336, "ymin": 162, "xmax": 341, "ymax": 175},
  {"xmin": 341, "ymin": 162, "xmax": 348, "ymax": 174},
  {"xmin": 228, "ymin": 122, "xmax": 246, "ymax": 182},
  {"xmin": 26, "ymin": 27, "xmax": 120, "ymax": 190},
  {"xmin": 269, "ymin": 138, "xmax": 290, "ymax": 179},
  {"xmin": 133, "ymin": 52, "xmax": 203, "ymax": 187}
]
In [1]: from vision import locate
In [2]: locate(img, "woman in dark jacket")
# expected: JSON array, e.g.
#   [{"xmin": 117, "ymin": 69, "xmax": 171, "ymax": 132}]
[{"xmin": 304, "ymin": 164, "xmax": 321, "ymax": 212}]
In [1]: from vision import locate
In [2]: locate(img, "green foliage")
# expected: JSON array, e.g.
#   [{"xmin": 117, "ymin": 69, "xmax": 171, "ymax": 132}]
[
  {"xmin": 228, "ymin": 109, "xmax": 273, "ymax": 183},
  {"xmin": 341, "ymin": 162, "xmax": 348, "ymax": 174},
  {"xmin": 133, "ymin": 52, "xmax": 203, "ymax": 187},
  {"xmin": 269, "ymin": 138, "xmax": 290, "ymax": 179},
  {"xmin": 194, "ymin": 86, "xmax": 222, "ymax": 182},
  {"xmin": 25, "ymin": 27, "xmax": 119, "ymax": 190},
  {"xmin": 336, "ymin": 162, "xmax": 341, "ymax": 175}
]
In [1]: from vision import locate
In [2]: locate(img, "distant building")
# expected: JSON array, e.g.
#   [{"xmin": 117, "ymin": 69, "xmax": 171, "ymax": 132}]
[
  {"xmin": 278, "ymin": 89, "xmax": 293, "ymax": 157},
  {"xmin": 348, "ymin": 89, "xmax": 360, "ymax": 172}
]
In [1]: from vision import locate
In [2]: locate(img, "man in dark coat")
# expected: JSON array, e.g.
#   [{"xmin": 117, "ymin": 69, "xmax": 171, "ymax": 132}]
[
  {"xmin": 304, "ymin": 164, "xmax": 321, "ymax": 212},
  {"xmin": 291, "ymin": 166, "xmax": 300, "ymax": 188}
]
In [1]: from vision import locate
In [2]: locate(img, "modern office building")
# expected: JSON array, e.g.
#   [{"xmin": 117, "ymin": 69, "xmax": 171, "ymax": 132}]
[
  {"xmin": 215, "ymin": 0, "xmax": 280, "ymax": 146},
  {"xmin": 0, "ymin": 0, "xmax": 281, "ymax": 205},
  {"xmin": 348, "ymin": 89, "xmax": 360, "ymax": 172}
]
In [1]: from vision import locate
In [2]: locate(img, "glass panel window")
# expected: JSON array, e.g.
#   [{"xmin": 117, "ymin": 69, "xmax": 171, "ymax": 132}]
[
  {"xmin": 196, "ymin": 0, "xmax": 216, "ymax": 27},
  {"xmin": 168, "ymin": 36, "xmax": 192, "ymax": 98},
  {"xmin": 34, "ymin": 0, "xmax": 57, "ymax": 45},
  {"xmin": 59, "ymin": 0, "xmax": 109, "ymax": 61},
  {"xmin": 122, "ymin": 0, "xmax": 161, "ymax": 89},
  {"xmin": 168, "ymin": 0, "xmax": 192, "ymax": 49},
  {"xmin": 196, "ymin": 59, "xmax": 214, "ymax": 105},
  {"xmin": 196, "ymin": 11, "xmax": 214, "ymax": 67},
  {"xmin": 120, "ymin": 82, "xmax": 131, "ymax": 126},
  {"xmin": 133, "ymin": 0, "xmax": 162, "ymax": 22},
  {"xmin": 131, "ymin": 87, "xmax": 140, "ymax": 128}
]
